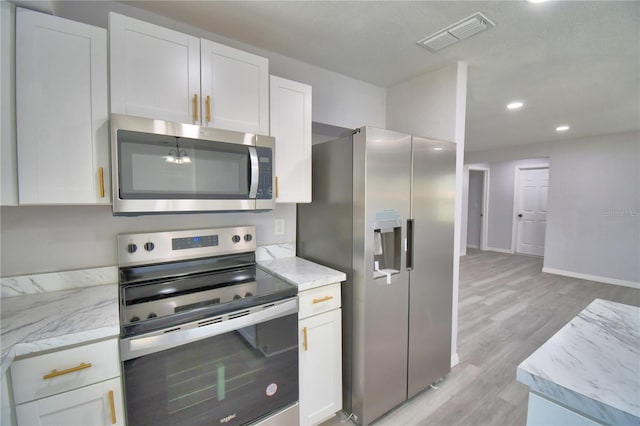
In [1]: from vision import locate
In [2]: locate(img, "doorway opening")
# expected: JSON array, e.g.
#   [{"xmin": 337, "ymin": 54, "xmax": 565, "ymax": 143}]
[{"xmin": 466, "ymin": 167, "xmax": 489, "ymax": 252}]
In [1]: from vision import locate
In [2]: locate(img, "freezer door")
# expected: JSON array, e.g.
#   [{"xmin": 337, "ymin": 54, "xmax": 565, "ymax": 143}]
[
  {"xmin": 407, "ymin": 136, "xmax": 456, "ymax": 399},
  {"xmin": 352, "ymin": 127, "xmax": 412, "ymax": 425}
]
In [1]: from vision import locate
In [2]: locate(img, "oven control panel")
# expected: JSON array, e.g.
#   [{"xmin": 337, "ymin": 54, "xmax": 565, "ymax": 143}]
[{"xmin": 118, "ymin": 226, "xmax": 257, "ymax": 266}]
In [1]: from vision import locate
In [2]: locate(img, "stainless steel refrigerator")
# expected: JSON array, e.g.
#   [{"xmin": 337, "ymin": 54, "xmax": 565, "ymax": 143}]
[{"xmin": 297, "ymin": 126, "xmax": 456, "ymax": 425}]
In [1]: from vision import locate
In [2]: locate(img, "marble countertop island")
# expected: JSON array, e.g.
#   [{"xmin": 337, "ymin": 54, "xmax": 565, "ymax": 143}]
[
  {"xmin": 258, "ymin": 256, "xmax": 346, "ymax": 291},
  {"xmin": 517, "ymin": 299, "xmax": 640, "ymax": 425},
  {"xmin": 1, "ymin": 283, "xmax": 119, "ymax": 376}
]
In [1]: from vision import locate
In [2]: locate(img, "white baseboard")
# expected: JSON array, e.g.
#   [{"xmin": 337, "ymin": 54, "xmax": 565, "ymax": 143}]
[
  {"xmin": 486, "ymin": 246, "xmax": 513, "ymax": 254},
  {"xmin": 466, "ymin": 244, "xmax": 479, "ymax": 249},
  {"xmin": 542, "ymin": 267, "xmax": 640, "ymax": 289},
  {"xmin": 451, "ymin": 352, "xmax": 459, "ymax": 368}
]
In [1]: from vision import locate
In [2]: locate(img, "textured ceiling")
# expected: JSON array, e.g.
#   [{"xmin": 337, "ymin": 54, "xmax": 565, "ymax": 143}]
[{"xmin": 112, "ymin": 1, "xmax": 640, "ymax": 151}]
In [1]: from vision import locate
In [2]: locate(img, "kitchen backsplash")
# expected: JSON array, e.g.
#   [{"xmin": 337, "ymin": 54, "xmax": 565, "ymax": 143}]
[{"xmin": 0, "ymin": 266, "xmax": 117, "ymax": 298}]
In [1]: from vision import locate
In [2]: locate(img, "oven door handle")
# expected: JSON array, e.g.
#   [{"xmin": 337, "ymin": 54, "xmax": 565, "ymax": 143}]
[
  {"xmin": 121, "ymin": 298, "xmax": 298, "ymax": 361},
  {"xmin": 248, "ymin": 146, "xmax": 259, "ymax": 198}
]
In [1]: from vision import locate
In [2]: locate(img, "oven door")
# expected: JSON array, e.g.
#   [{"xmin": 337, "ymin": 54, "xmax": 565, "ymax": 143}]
[
  {"xmin": 120, "ymin": 299, "xmax": 297, "ymax": 426},
  {"xmin": 111, "ymin": 114, "xmax": 274, "ymax": 214}
]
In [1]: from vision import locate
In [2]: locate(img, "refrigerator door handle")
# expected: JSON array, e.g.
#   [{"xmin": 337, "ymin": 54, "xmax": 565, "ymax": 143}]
[{"xmin": 406, "ymin": 219, "xmax": 414, "ymax": 271}]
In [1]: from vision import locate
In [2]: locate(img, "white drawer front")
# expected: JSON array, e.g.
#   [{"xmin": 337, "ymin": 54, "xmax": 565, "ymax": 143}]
[
  {"xmin": 299, "ymin": 283, "xmax": 341, "ymax": 319},
  {"xmin": 11, "ymin": 338, "xmax": 121, "ymax": 404}
]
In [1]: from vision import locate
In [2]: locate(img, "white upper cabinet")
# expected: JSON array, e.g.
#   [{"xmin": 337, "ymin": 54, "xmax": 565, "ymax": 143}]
[
  {"xmin": 16, "ymin": 7, "xmax": 109, "ymax": 205},
  {"xmin": 1, "ymin": 1, "xmax": 17, "ymax": 206},
  {"xmin": 270, "ymin": 76, "xmax": 312, "ymax": 203},
  {"xmin": 109, "ymin": 13, "xmax": 269, "ymax": 135},
  {"xmin": 201, "ymin": 39, "xmax": 269, "ymax": 135},
  {"xmin": 109, "ymin": 13, "xmax": 200, "ymax": 125}
]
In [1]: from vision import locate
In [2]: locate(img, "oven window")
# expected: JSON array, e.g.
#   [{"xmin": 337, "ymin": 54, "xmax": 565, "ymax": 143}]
[
  {"xmin": 122, "ymin": 313, "xmax": 298, "ymax": 426},
  {"xmin": 118, "ymin": 130, "xmax": 250, "ymax": 199}
]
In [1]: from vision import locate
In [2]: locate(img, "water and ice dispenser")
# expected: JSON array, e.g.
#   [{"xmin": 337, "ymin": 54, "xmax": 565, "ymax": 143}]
[{"xmin": 373, "ymin": 211, "xmax": 402, "ymax": 284}]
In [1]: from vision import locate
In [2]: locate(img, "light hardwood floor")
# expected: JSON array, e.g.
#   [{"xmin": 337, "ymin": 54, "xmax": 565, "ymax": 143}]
[{"xmin": 322, "ymin": 249, "xmax": 640, "ymax": 426}]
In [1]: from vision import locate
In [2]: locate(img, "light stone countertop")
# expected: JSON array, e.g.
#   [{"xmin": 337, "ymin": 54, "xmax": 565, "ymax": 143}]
[
  {"xmin": 0, "ymin": 249, "xmax": 344, "ymax": 378},
  {"xmin": 517, "ymin": 299, "xmax": 640, "ymax": 425},
  {"xmin": 258, "ymin": 256, "xmax": 346, "ymax": 292},
  {"xmin": 1, "ymin": 284, "xmax": 119, "ymax": 376}
]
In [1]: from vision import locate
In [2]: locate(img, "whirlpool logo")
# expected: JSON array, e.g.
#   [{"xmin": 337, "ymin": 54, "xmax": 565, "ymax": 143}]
[{"xmin": 220, "ymin": 413, "xmax": 237, "ymax": 424}]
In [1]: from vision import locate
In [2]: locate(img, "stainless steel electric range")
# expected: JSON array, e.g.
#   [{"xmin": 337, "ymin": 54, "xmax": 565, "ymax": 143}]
[{"xmin": 117, "ymin": 226, "xmax": 299, "ymax": 426}]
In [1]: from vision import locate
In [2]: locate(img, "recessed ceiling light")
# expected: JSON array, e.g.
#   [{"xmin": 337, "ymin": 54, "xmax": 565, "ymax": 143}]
[
  {"xmin": 556, "ymin": 125, "xmax": 570, "ymax": 132},
  {"xmin": 507, "ymin": 101, "xmax": 524, "ymax": 110},
  {"xmin": 526, "ymin": 0, "xmax": 550, "ymax": 3},
  {"xmin": 433, "ymin": 147, "xmax": 444, "ymax": 151}
]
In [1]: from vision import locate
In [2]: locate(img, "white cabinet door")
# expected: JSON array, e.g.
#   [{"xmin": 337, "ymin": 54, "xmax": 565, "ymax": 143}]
[
  {"xmin": 16, "ymin": 8, "xmax": 109, "ymax": 204},
  {"xmin": 270, "ymin": 76, "xmax": 312, "ymax": 203},
  {"xmin": 15, "ymin": 377, "xmax": 125, "ymax": 426},
  {"xmin": 201, "ymin": 39, "xmax": 269, "ymax": 135},
  {"xmin": 1, "ymin": 1, "xmax": 17, "ymax": 206},
  {"xmin": 109, "ymin": 13, "xmax": 200, "ymax": 125},
  {"xmin": 299, "ymin": 309, "xmax": 342, "ymax": 426}
]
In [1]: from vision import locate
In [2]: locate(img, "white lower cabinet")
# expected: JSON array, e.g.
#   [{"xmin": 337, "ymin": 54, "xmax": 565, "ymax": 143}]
[
  {"xmin": 15, "ymin": 378, "xmax": 124, "ymax": 426},
  {"xmin": 526, "ymin": 392, "xmax": 601, "ymax": 426},
  {"xmin": 10, "ymin": 338, "xmax": 125, "ymax": 426},
  {"xmin": 298, "ymin": 283, "xmax": 342, "ymax": 426}
]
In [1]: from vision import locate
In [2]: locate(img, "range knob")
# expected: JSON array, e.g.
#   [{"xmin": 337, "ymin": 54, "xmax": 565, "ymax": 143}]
[
  {"xmin": 232, "ymin": 235, "xmax": 241, "ymax": 243},
  {"xmin": 144, "ymin": 242, "xmax": 155, "ymax": 252},
  {"xmin": 244, "ymin": 234, "xmax": 253, "ymax": 242},
  {"xmin": 245, "ymin": 291, "xmax": 253, "ymax": 297},
  {"xmin": 130, "ymin": 316, "xmax": 140, "ymax": 322},
  {"xmin": 127, "ymin": 243, "xmax": 137, "ymax": 254},
  {"xmin": 233, "ymin": 294, "xmax": 242, "ymax": 300},
  {"xmin": 147, "ymin": 312, "xmax": 157, "ymax": 319}
]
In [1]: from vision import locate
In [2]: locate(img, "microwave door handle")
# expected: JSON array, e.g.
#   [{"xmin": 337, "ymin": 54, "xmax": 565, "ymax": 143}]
[{"xmin": 248, "ymin": 147, "xmax": 259, "ymax": 198}]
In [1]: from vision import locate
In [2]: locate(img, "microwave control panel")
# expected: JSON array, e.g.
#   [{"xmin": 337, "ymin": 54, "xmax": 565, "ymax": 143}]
[{"xmin": 256, "ymin": 147, "xmax": 273, "ymax": 200}]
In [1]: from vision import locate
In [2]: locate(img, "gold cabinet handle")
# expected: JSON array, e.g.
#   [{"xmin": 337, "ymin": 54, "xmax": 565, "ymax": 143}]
[
  {"xmin": 302, "ymin": 326, "xmax": 308, "ymax": 351},
  {"xmin": 108, "ymin": 390, "xmax": 116, "ymax": 424},
  {"xmin": 43, "ymin": 362, "xmax": 92, "ymax": 380},
  {"xmin": 193, "ymin": 93, "xmax": 199, "ymax": 122},
  {"xmin": 275, "ymin": 176, "xmax": 279, "ymax": 199},
  {"xmin": 98, "ymin": 167, "xmax": 105, "ymax": 198},
  {"xmin": 206, "ymin": 95, "xmax": 211, "ymax": 123},
  {"xmin": 313, "ymin": 296, "xmax": 334, "ymax": 304}
]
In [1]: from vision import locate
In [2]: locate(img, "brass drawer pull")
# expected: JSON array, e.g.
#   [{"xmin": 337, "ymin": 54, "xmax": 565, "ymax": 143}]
[
  {"xmin": 98, "ymin": 167, "xmax": 105, "ymax": 198},
  {"xmin": 312, "ymin": 296, "xmax": 334, "ymax": 304},
  {"xmin": 43, "ymin": 362, "xmax": 92, "ymax": 380},
  {"xmin": 302, "ymin": 326, "xmax": 308, "ymax": 351},
  {"xmin": 193, "ymin": 93, "xmax": 199, "ymax": 122},
  {"xmin": 108, "ymin": 390, "xmax": 116, "ymax": 424},
  {"xmin": 206, "ymin": 95, "xmax": 211, "ymax": 123}
]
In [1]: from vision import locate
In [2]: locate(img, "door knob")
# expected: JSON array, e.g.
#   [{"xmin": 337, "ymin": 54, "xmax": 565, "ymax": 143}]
[{"xmin": 518, "ymin": 214, "xmax": 523, "ymax": 218}]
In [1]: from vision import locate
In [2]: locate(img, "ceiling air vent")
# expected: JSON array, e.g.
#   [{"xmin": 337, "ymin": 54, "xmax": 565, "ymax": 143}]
[{"xmin": 418, "ymin": 12, "xmax": 495, "ymax": 52}]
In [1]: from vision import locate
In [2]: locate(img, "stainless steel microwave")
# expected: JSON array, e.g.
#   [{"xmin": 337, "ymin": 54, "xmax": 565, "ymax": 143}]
[{"xmin": 111, "ymin": 114, "xmax": 275, "ymax": 215}]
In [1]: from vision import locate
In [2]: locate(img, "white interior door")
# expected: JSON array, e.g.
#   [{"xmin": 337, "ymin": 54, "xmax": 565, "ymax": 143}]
[{"xmin": 516, "ymin": 167, "xmax": 549, "ymax": 256}]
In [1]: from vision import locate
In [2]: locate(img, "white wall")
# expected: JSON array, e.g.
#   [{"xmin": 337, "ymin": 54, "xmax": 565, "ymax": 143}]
[
  {"xmin": 543, "ymin": 132, "xmax": 640, "ymax": 287},
  {"xmin": 51, "ymin": 1, "xmax": 386, "ymax": 130},
  {"xmin": 386, "ymin": 61, "xmax": 468, "ymax": 368},
  {"xmin": 0, "ymin": 204, "xmax": 296, "ymax": 276},
  {"xmin": 465, "ymin": 141, "xmax": 552, "ymax": 164}
]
